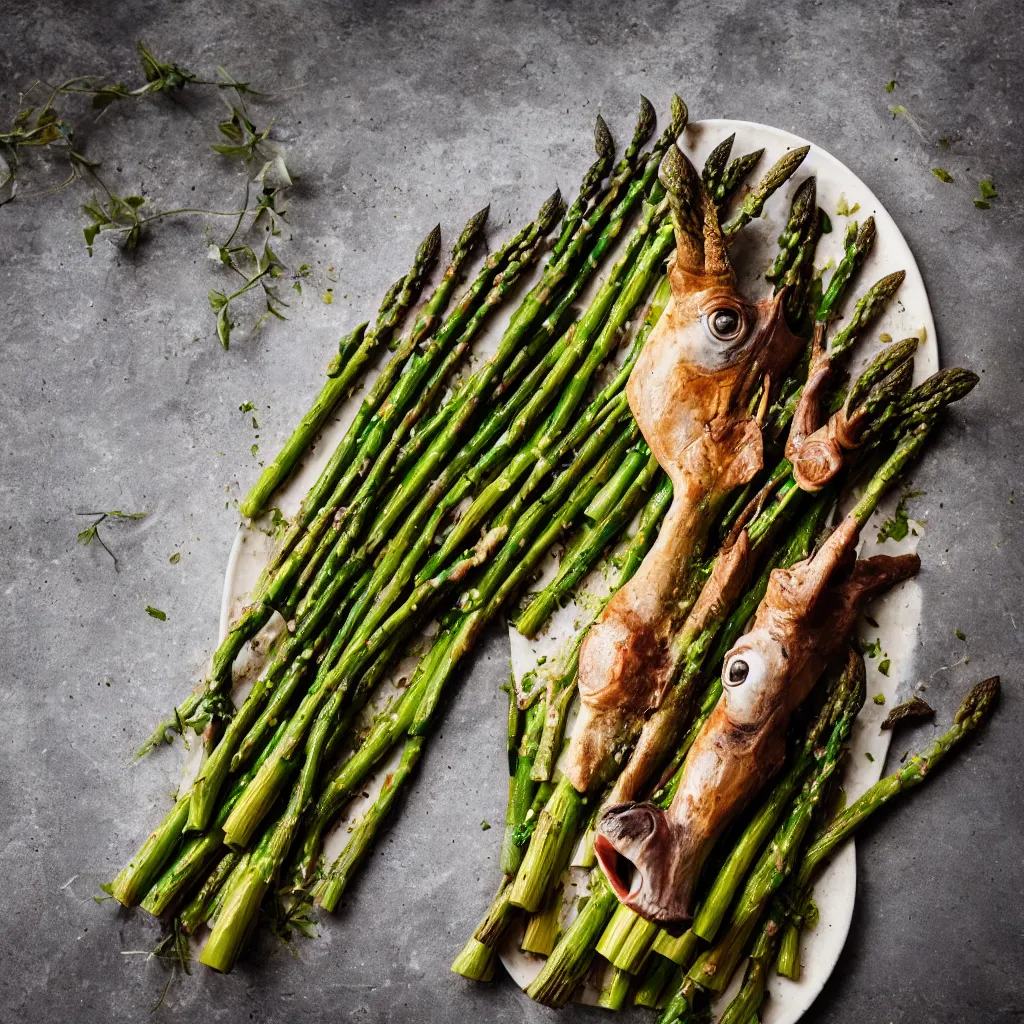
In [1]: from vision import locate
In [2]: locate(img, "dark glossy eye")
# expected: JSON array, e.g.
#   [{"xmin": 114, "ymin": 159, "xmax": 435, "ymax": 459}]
[
  {"xmin": 712, "ymin": 309, "xmax": 739, "ymax": 336},
  {"xmin": 727, "ymin": 658, "xmax": 749, "ymax": 684},
  {"xmin": 703, "ymin": 304, "xmax": 746, "ymax": 344}
]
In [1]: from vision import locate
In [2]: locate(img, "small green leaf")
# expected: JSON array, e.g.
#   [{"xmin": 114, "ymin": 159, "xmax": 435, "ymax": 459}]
[
  {"xmin": 169, "ymin": 552, "xmax": 181, "ymax": 564},
  {"xmin": 979, "ymin": 179, "xmax": 998, "ymax": 200},
  {"xmin": 146, "ymin": 605, "xmax": 167, "ymax": 621},
  {"xmin": 878, "ymin": 659, "xmax": 891, "ymax": 677},
  {"xmin": 886, "ymin": 80, "xmax": 896, "ymax": 93},
  {"xmin": 239, "ymin": 400, "xmax": 256, "ymax": 412},
  {"xmin": 877, "ymin": 490, "xmax": 925, "ymax": 544},
  {"xmin": 208, "ymin": 290, "xmax": 228, "ymax": 312},
  {"xmin": 973, "ymin": 199, "xmax": 991, "ymax": 210},
  {"xmin": 83, "ymin": 223, "xmax": 100, "ymax": 254},
  {"xmin": 955, "ymin": 629, "xmax": 967, "ymax": 641},
  {"xmin": 216, "ymin": 305, "xmax": 232, "ymax": 350},
  {"xmin": 123, "ymin": 195, "xmax": 146, "ymax": 208},
  {"xmin": 480, "ymin": 820, "xmax": 491, "ymax": 831},
  {"xmin": 873, "ymin": 693, "xmax": 886, "ymax": 705},
  {"xmin": 861, "ymin": 637, "xmax": 882, "ymax": 659},
  {"xmin": 835, "ymin": 194, "xmax": 859, "ymax": 217},
  {"xmin": 931, "ymin": 168, "xmax": 954, "ymax": 183}
]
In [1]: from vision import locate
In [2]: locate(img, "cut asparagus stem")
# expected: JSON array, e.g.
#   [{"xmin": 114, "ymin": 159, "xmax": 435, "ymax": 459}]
[
  {"xmin": 240, "ymin": 224, "xmax": 441, "ymax": 518},
  {"xmin": 316, "ymin": 735, "xmax": 424, "ymax": 911}
]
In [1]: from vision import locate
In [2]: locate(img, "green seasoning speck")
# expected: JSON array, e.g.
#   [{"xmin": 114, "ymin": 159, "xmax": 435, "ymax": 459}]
[
  {"xmin": 886, "ymin": 80, "xmax": 897, "ymax": 93},
  {"xmin": 955, "ymin": 629, "xmax": 967, "ymax": 641},
  {"xmin": 931, "ymin": 168, "xmax": 954, "ymax": 183},
  {"xmin": 865, "ymin": 751, "xmax": 875, "ymax": 762},
  {"xmin": 873, "ymin": 693, "xmax": 886, "ymax": 705},
  {"xmin": 480, "ymin": 821, "xmax": 491, "ymax": 831},
  {"xmin": 861, "ymin": 637, "xmax": 882, "ymax": 659},
  {"xmin": 239, "ymin": 401, "xmax": 256, "ymax": 412},
  {"xmin": 877, "ymin": 490, "xmax": 925, "ymax": 543},
  {"xmin": 169, "ymin": 552, "xmax": 181, "ymax": 564},
  {"xmin": 878, "ymin": 659, "xmax": 891, "ymax": 677},
  {"xmin": 146, "ymin": 605, "xmax": 167, "ymax": 621},
  {"xmin": 251, "ymin": 443, "xmax": 260, "ymax": 457}
]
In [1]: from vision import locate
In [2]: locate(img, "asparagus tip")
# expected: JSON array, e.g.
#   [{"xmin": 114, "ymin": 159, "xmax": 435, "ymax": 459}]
[
  {"xmin": 635, "ymin": 93, "xmax": 657, "ymax": 143},
  {"xmin": 955, "ymin": 675, "xmax": 1000, "ymax": 724},
  {"xmin": 537, "ymin": 187, "xmax": 565, "ymax": 230},
  {"xmin": 669, "ymin": 94, "xmax": 689, "ymax": 137},
  {"xmin": 594, "ymin": 113, "xmax": 615, "ymax": 158},
  {"xmin": 419, "ymin": 223, "xmax": 442, "ymax": 263}
]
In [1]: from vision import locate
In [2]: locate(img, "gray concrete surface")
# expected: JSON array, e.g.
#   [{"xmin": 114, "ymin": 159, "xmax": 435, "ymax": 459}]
[{"xmin": 1, "ymin": 1, "xmax": 1022, "ymax": 1021}]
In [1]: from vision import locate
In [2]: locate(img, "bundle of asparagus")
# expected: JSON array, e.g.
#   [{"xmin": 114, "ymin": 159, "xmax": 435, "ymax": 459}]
[
  {"xmin": 451, "ymin": 134, "xmax": 989, "ymax": 1014},
  {"xmin": 105, "ymin": 93, "xmax": 993, "ymax": 1015}
]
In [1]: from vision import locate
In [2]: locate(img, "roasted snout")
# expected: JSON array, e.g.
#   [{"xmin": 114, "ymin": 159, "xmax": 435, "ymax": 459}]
[{"xmin": 595, "ymin": 511, "xmax": 920, "ymax": 924}]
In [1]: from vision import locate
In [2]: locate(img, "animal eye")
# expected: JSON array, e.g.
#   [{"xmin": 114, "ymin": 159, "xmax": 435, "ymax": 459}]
[
  {"xmin": 724, "ymin": 649, "xmax": 765, "ymax": 688},
  {"xmin": 703, "ymin": 305, "xmax": 745, "ymax": 343},
  {"xmin": 727, "ymin": 658, "xmax": 748, "ymax": 683}
]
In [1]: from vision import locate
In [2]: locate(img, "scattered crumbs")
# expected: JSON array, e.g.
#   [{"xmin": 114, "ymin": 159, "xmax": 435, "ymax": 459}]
[
  {"xmin": 861, "ymin": 637, "xmax": 882, "ymax": 659},
  {"xmin": 322, "ymin": 288, "xmax": 334, "ymax": 304},
  {"xmin": 239, "ymin": 401, "xmax": 256, "ymax": 413},
  {"xmin": 886, "ymin": 80, "xmax": 897, "ymax": 93},
  {"xmin": 836, "ymin": 194, "xmax": 860, "ymax": 217},
  {"xmin": 480, "ymin": 821, "xmax": 491, "ymax": 831},
  {"xmin": 873, "ymin": 693, "xmax": 886, "ymax": 706},
  {"xmin": 877, "ymin": 333, "xmax": 893, "ymax": 345},
  {"xmin": 145, "ymin": 605, "xmax": 167, "ymax": 621},
  {"xmin": 878, "ymin": 659, "xmax": 891, "ymax": 677},
  {"xmin": 169, "ymin": 552, "xmax": 181, "ymax": 564},
  {"xmin": 931, "ymin": 168, "xmax": 954, "ymax": 183},
  {"xmin": 865, "ymin": 751, "xmax": 875, "ymax": 762},
  {"xmin": 955, "ymin": 629, "xmax": 967, "ymax": 641}
]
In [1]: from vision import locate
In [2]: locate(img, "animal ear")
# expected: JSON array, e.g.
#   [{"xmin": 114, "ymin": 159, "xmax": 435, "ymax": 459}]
[
  {"xmin": 824, "ymin": 552, "xmax": 921, "ymax": 638},
  {"xmin": 769, "ymin": 512, "xmax": 861, "ymax": 615}
]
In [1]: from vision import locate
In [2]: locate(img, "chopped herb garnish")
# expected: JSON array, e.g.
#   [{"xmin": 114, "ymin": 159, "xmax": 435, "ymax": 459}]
[
  {"xmin": 878, "ymin": 333, "xmax": 893, "ymax": 345},
  {"xmin": 861, "ymin": 637, "xmax": 882, "ymax": 659},
  {"xmin": 865, "ymin": 751, "xmax": 875, "ymax": 762},
  {"xmin": 955, "ymin": 629, "xmax": 967, "ymax": 641},
  {"xmin": 239, "ymin": 400, "xmax": 256, "ymax": 413},
  {"xmin": 835, "ymin": 194, "xmax": 860, "ymax": 217},
  {"xmin": 873, "ymin": 693, "xmax": 886, "ymax": 705},
  {"xmin": 931, "ymin": 168, "xmax": 954, "ymax": 183},
  {"xmin": 979, "ymin": 179, "xmax": 998, "ymax": 200},
  {"xmin": 322, "ymin": 288, "xmax": 334, "ymax": 304},
  {"xmin": 886, "ymin": 80, "xmax": 897, "ymax": 93},
  {"xmin": 877, "ymin": 489, "xmax": 925, "ymax": 543},
  {"xmin": 878, "ymin": 659, "xmax": 891, "ymax": 677},
  {"xmin": 251, "ymin": 443, "xmax": 260, "ymax": 457},
  {"xmin": 146, "ymin": 605, "xmax": 167, "ymax": 621},
  {"xmin": 76, "ymin": 509, "xmax": 147, "ymax": 570},
  {"xmin": 169, "ymin": 552, "xmax": 181, "ymax": 564},
  {"xmin": 480, "ymin": 820, "xmax": 491, "ymax": 831}
]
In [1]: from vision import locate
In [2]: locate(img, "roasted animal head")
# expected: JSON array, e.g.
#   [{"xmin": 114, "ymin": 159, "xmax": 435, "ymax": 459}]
[
  {"xmin": 565, "ymin": 146, "xmax": 803, "ymax": 793},
  {"xmin": 594, "ymin": 510, "xmax": 919, "ymax": 923},
  {"xmin": 627, "ymin": 145, "xmax": 804, "ymax": 503}
]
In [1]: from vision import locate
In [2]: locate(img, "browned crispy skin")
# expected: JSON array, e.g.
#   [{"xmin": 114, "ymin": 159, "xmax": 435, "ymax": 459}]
[
  {"xmin": 564, "ymin": 149, "xmax": 801, "ymax": 793},
  {"xmin": 595, "ymin": 512, "xmax": 920, "ymax": 923}
]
